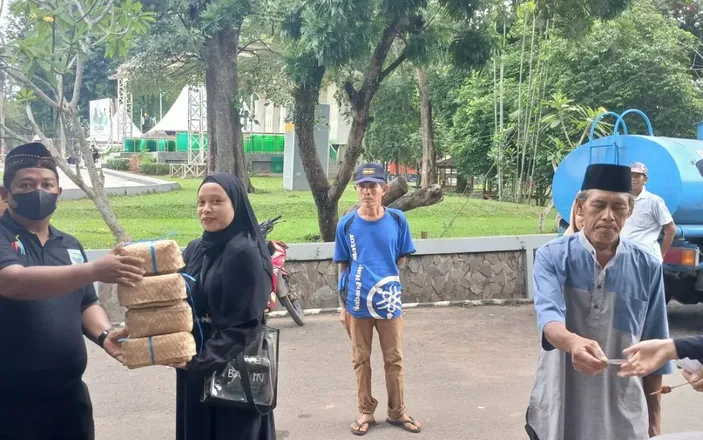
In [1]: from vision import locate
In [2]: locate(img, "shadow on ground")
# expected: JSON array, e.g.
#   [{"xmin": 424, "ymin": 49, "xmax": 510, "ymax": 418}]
[{"xmin": 85, "ymin": 306, "xmax": 703, "ymax": 440}]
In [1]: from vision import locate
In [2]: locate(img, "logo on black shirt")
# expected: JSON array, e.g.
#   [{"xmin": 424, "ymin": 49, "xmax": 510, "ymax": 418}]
[{"xmin": 11, "ymin": 236, "xmax": 25, "ymax": 256}]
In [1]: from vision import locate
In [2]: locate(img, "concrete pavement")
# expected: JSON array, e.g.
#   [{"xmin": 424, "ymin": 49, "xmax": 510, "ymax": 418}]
[
  {"xmin": 85, "ymin": 304, "xmax": 703, "ymax": 440},
  {"xmin": 54, "ymin": 167, "xmax": 179, "ymax": 200}
]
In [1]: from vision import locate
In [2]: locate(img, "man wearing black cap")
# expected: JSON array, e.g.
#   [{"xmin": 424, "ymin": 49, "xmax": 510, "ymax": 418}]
[
  {"xmin": 334, "ymin": 163, "xmax": 421, "ymax": 436},
  {"xmin": 0, "ymin": 142, "xmax": 146, "ymax": 439},
  {"xmin": 525, "ymin": 163, "xmax": 673, "ymax": 440}
]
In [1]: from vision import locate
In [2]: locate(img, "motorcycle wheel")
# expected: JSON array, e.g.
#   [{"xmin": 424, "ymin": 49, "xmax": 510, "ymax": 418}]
[{"xmin": 280, "ymin": 295, "xmax": 305, "ymax": 327}]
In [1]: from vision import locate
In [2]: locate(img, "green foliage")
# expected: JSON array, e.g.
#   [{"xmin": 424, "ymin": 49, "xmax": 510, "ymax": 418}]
[
  {"xmin": 364, "ymin": 71, "xmax": 422, "ymax": 165},
  {"xmin": 138, "ymin": 163, "xmax": 171, "ymax": 175},
  {"xmin": 450, "ymin": 72, "xmax": 510, "ymax": 178},
  {"xmin": 106, "ymin": 158, "xmax": 130, "ymax": 171},
  {"xmin": 136, "ymin": 152, "xmax": 156, "ymax": 164},
  {"xmin": 537, "ymin": 0, "xmax": 632, "ymax": 36},
  {"xmin": 1, "ymin": 0, "xmax": 154, "ymax": 145},
  {"xmin": 50, "ymin": 176, "xmax": 556, "ymax": 248},
  {"xmin": 545, "ymin": 0, "xmax": 703, "ymax": 137},
  {"xmin": 298, "ymin": 0, "xmax": 376, "ymax": 66},
  {"xmin": 6, "ymin": 0, "xmax": 154, "ymax": 72},
  {"xmin": 198, "ymin": 0, "xmax": 253, "ymax": 35}
]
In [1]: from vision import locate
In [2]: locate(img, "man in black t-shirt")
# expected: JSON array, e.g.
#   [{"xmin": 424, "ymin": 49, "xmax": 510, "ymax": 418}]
[{"xmin": 0, "ymin": 142, "xmax": 146, "ymax": 440}]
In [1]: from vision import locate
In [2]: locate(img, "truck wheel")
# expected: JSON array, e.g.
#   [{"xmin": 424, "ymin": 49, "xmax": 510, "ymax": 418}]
[{"xmin": 663, "ymin": 274, "xmax": 698, "ymax": 305}]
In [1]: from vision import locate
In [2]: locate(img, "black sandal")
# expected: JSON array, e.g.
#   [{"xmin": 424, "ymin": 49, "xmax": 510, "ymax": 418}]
[
  {"xmin": 350, "ymin": 419, "xmax": 375, "ymax": 436},
  {"xmin": 386, "ymin": 416, "xmax": 422, "ymax": 433}
]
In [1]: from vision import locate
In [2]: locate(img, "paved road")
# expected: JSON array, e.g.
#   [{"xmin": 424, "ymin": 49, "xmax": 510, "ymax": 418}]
[
  {"xmin": 85, "ymin": 304, "xmax": 703, "ymax": 440},
  {"xmin": 55, "ymin": 167, "xmax": 140, "ymax": 190}
]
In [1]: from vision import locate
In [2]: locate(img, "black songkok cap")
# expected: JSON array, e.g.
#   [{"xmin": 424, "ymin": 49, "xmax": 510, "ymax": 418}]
[
  {"xmin": 3, "ymin": 142, "xmax": 58, "ymax": 188},
  {"xmin": 581, "ymin": 163, "xmax": 631, "ymax": 193}
]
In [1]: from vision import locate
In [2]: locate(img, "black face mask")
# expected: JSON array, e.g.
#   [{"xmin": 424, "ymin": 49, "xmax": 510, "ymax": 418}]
[{"xmin": 11, "ymin": 189, "xmax": 58, "ymax": 221}]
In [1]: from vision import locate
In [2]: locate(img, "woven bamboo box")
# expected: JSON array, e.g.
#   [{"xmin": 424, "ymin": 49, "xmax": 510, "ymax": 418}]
[
  {"xmin": 125, "ymin": 301, "xmax": 193, "ymax": 338},
  {"xmin": 121, "ymin": 239, "xmax": 184, "ymax": 275},
  {"xmin": 118, "ymin": 272, "xmax": 187, "ymax": 309},
  {"xmin": 123, "ymin": 332, "xmax": 196, "ymax": 369}
]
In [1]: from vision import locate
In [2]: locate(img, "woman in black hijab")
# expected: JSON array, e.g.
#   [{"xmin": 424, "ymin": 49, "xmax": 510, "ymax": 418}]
[{"xmin": 176, "ymin": 172, "xmax": 275, "ymax": 440}]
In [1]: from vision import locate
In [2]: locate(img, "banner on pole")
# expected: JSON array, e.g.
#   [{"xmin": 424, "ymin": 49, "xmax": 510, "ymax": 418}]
[{"xmin": 89, "ymin": 99, "xmax": 111, "ymax": 141}]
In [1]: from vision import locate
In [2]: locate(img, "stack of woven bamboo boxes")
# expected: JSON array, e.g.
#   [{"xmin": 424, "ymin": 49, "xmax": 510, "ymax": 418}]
[{"xmin": 118, "ymin": 240, "xmax": 196, "ymax": 369}]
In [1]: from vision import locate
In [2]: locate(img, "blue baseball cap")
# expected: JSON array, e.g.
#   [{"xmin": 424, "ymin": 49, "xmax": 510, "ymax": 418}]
[{"xmin": 354, "ymin": 163, "xmax": 386, "ymax": 184}]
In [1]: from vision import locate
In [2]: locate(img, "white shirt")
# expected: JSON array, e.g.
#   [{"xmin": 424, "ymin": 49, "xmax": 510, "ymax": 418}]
[{"xmin": 621, "ymin": 187, "xmax": 673, "ymax": 262}]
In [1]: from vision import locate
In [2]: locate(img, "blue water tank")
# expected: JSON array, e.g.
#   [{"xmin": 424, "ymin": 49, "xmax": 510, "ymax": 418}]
[{"xmin": 552, "ymin": 135, "xmax": 703, "ymax": 225}]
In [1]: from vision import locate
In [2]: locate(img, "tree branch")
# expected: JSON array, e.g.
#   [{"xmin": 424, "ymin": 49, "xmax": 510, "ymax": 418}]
[
  {"xmin": 24, "ymin": 104, "xmax": 93, "ymax": 194},
  {"xmin": 357, "ymin": 20, "xmax": 401, "ymax": 97},
  {"xmin": 27, "ymin": 71, "xmax": 59, "ymax": 97},
  {"xmin": 343, "ymin": 80, "xmax": 360, "ymax": 110},
  {"xmin": 72, "ymin": 0, "xmax": 87, "ymax": 18},
  {"xmin": 77, "ymin": 0, "xmax": 100, "ymax": 23},
  {"xmin": 379, "ymin": 50, "xmax": 407, "ymax": 83},
  {"xmin": 1, "ymin": 123, "xmax": 30, "ymax": 144},
  {"xmin": 328, "ymin": 19, "xmax": 403, "ymax": 202},
  {"xmin": 238, "ymin": 38, "xmax": 283, "ymax": 58},
  {"xmin": 68, "ymin": 55, "xmax": 84, "ymax": 110},
  {"xmin": 85, "ymin": 0, "xmax": 118, "ymax": 28},
  {"xmin": 1, "ymin": 64, "xmax": 61, "ymax": 110},
  {"xmin": 66, "ymin": 54, "xmax": 78, "ymax": 70}
]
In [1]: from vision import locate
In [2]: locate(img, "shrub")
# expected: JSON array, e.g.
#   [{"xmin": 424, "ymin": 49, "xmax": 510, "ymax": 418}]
[
  {"xmin": 137, "ymin": 153, "xmax": 156, "ymax": 164},
  {"xmin": 138, "ymin": 163, "xmax": 171, "ymax": 175},
  {"xmin": 105, "ymin": 158, "xmax": 129, "ymax": 171}
]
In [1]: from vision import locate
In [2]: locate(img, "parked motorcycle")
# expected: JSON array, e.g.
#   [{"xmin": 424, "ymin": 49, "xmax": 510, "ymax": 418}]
[{"xmin": 259, "ymin": 215, "xmax": 305, "ymax": 326}]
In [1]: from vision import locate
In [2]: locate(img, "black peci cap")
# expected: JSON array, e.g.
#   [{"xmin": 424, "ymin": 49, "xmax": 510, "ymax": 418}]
[
  {"xmin": 3, "ymin": 142, "xmax": 58, "ymax": 188},
  {"xmin": 581, "ymin": 163, "xmax": 631, "ymax": 193}
]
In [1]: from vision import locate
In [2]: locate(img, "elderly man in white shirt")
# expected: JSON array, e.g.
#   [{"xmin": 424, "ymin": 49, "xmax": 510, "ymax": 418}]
[{"xmin": 621, "ymin": 162, "xmax": 676, "ymax": 262}]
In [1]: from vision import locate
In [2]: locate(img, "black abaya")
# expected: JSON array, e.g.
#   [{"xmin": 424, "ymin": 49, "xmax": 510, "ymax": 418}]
[{"xmin": 176, "ymin": 173, "xmax": 275, "ymax": 440}]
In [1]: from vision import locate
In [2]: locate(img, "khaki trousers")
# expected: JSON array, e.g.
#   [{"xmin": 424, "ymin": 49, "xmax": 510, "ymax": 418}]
[{"xmin": 347, "ymin": 312, "xmax": 405, "ymax": 420}]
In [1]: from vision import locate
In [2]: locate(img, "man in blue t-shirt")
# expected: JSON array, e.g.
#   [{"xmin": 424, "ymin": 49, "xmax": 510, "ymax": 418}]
[{"xmin": 334, "ymin": 163, "xmax": 421, "ymax": 436}]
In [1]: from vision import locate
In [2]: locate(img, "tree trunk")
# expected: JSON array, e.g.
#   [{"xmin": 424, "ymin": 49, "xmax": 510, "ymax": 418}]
[
  {"xmin": 292, "ymin": 64, "xmax": 337, "ymax": 241},
  {"xmin": 538, "ymin": 198, "xmax": 554, "ymax": 233},
  {"xmin": 330, "ymin": 20, "xmax": 402, "ymax": 205},
  {"xmin": 456, "ymin": 175, "xmax": 467, "ymax": 193},
  {"xmin": 295, "ymin": 19, "xmax": 408, "ymax": 241},
  {"xmin": 205, "ymin": 73, "xmax": 217, "ymax": 174},
  {"xmin": 69, "ymin": 113, "xmax": 131, "ymax": 243},
  {"xmin": 416, "ymin": 66, "xmax": 436, "ymax": 187},
  {"xmin": 204, "ymin": 25, "xmax": 249, "ymax": 190},
  {"xmin": 388, "ymin": 184, "xmax": 444, "ymax": 211}
]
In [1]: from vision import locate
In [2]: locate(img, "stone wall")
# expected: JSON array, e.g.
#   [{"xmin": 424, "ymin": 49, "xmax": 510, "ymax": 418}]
[
  {"xmin": 288, "ymin": 251, "xmax": 525, "ymax": 310},
  {"xmin": 91, "ymin": 234, "xmax": 556, "ymax": 324},
  {"xmin": 97, "ymin": 250, "xmax": 525, "ymax": 323}
]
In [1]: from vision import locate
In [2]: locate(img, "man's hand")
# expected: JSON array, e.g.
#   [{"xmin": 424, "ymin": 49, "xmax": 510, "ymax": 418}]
[
  {"xmin": 91, "ymin": 245, "xmax": 146, "ymax": 287},
  {"xmin": 682, "ymin": 370, "xmax": 703, "ymax": 392},
  {"xmin": 618, "ymin": 339, "xmax": 677, "ymax": 378},
  {"xmin": 340, "ymin": 308, "xmax": 351, "ymax": 339},
  {"xmin": 568, "ymin": 335, "xmax": 608, "ymax": 376},
  {"xmin": 168, "ymin": 362, "xmax": 188, "ymax": 369},
  {"xmin": 340, "ymin": 308, "xmax": 348, "ymax": 330},
  {"xmin": 103, "ymin": 327, "xmax": 128, "ymax": 364}
]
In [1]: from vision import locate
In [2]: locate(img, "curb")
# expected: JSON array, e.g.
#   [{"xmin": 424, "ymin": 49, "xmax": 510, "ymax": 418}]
[
  {"xmin": 266, "ymin": 298, "xmax": 534, "ymax": 319},
  {"xmin": 99, "ymin": 167, "xmax": 173, "ymax": 186}
]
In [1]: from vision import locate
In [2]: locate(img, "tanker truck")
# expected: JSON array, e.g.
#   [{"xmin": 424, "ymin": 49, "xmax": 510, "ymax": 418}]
[{"xmin": 554, "ymin": 109, "xmax": 703, "ymax": 305}]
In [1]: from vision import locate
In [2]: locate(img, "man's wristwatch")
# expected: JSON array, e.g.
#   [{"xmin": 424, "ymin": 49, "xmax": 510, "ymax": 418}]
[{"xmin": 97, "ymin": 329, "xmax": 111, "ymax": 348}]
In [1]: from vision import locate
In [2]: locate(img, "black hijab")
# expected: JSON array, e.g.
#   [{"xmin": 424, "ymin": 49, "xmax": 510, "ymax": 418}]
[
  {"xmin": 182, "ymin": 173, "xmax": 273, "ymax": 377},
  {"xmin": 186, "ymin": 172, "xmax": 273, "ymax": 280}
]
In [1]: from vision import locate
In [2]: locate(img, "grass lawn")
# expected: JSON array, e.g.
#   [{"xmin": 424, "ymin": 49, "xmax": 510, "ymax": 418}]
[{"xmin": 14, "ymin": 176, "xmax": 556, "ymax": 249}]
